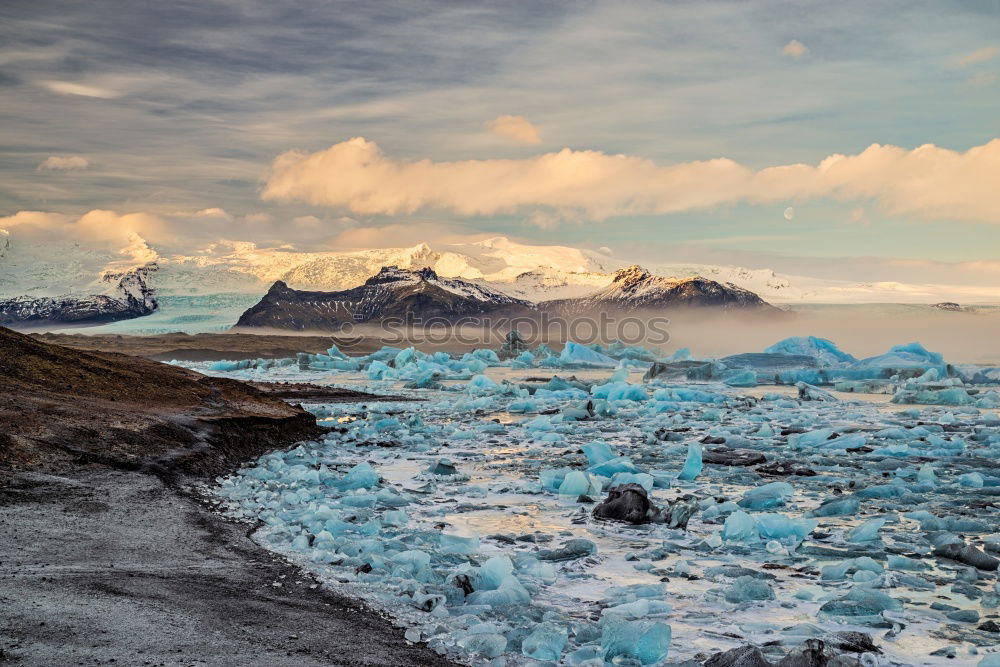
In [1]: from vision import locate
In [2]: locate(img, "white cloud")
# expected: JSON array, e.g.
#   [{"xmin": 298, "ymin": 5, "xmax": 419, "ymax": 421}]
[
  {"xmin": 41, "ymin": 80, "xmax": 120, "ymax": 98},
  {"xmin": 261, "ymin": 136, "xmax": 1000, "ymax": 225},
  {"xmin": 192, "ymin": 207, "xmax": 234, "ymax": 221},
  {"xmin": 957, "ymin": 46, "xmax": 998, "ymax": 66},
  {"xmin": 38, "ymin": 155, "xmax": 89, "ymax": 170},
  {"xmin": 0, "ymin": 209, "xmax": 167, "ymax": 244},
  {"xmin": 486, "ymin": 115, "xmax": 541, "ymax": 144},
  {"xmin": 782, "ymin": 39, "xmax": 808, "ymax": 59}
]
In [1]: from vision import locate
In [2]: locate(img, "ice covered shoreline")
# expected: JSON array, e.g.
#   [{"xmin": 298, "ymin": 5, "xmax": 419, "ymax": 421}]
[{"xmin": 192, "ymin": 338, "xmax": 1000, "ymax": 665}]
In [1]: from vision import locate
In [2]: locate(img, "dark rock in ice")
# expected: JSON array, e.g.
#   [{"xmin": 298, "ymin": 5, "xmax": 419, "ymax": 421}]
[
  {"xmin": 946, "ymin": 609, "xmax": 979, "ymax": 623},
  {"xmin": 642, "ymin": 360, "xmax": 708, "ymax": 381},
  {"xmin": 426, "ymin": 458, "xmax": 460, "ymax": 476},
  {"xmin": 757, "ymin": 461, "xmax": 817, "ymax": 477},
  {"xmin": 497, "ymin": 329, "xmax": 529, "ymax": 360},
  {"xmin": 979, "ymin": 620, "xmax": 1000, "ymax": 633},
  {"xmin": 774, "ymin": 638, "xmax": 869, "ymax": 667},
  {"xmin": 933, "ymin": 542, "xmax": 1000, "ymax": 571},
  {"xmin": 593, "ymin": 483, "xmax": 654, "ymax": 524},
  {"xmin": 705, "ymin": 644, "xmax": 772, "ymax": 667},
  {"xmin": 577, "ymin": 494, "xmax": 595, "ymax": 504},
  {"xmin": 592, "ymin": 483, "xmax": 699, "ymax": 528},
  {"xmin": 535, "ymin": 538, "xmax": 596, "ymax": 562},
  {"xmin": 701, "ymin": 435, "xmax": 728, "ymax": 445},
  {"xmin": 655, "ymin": 495, "xmax": 700, "ymax": 530},
  {"xmin": 703, "ymin": 448, "xmax": 767, "ymax": 467},
  {"xmin": 826, "ymin": 631, "xmax": 880, "ymax": 653},
  {"xmin": 453, "ymin": 574, "xmax": 474, "ymax": 596}
]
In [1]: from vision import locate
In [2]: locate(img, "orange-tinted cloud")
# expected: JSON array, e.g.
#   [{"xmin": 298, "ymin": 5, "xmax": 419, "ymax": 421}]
[{"xmin": 262, "ymin": 137, "xmax": 1000, "ymax": 224}]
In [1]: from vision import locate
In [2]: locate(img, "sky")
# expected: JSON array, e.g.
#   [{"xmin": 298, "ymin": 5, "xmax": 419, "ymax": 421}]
[{"xmin": 1, "ymin": 0, "xmax": 999, "ymax": 286}]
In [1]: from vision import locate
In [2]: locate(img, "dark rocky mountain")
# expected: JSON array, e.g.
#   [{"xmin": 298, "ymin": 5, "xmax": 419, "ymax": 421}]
[
  {"xmin": 932, "ymin": 302, "xmax": 965, "ymax": 312},
  {"xmin": 542, "ymin": 265, "xmax": 780, "ymax": 314},
  {"xmin": 0, "ymin": 264, "xmax": 158, "ymax": 327},
  {"xmin": 234, "ymin": 266, "xmax": 534, "ymax": 331}
]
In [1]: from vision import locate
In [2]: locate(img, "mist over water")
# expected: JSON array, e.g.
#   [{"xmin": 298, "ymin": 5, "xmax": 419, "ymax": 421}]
[{"xmin": 663, "ymin": 305, "xmax": 1000, "ymax": 365}]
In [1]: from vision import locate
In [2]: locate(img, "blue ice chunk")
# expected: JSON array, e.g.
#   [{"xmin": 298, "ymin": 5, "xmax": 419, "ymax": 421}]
[
  {"xmin": 807, "ymin": 496, "xmax": 860, "ymax": 517},
  {"xmin": 855, "ymin": 483, "xmax": 910, "ymax": 499},
  {"xmin": 959, "ymin": 472, "xmax": 985, "ymax": 488},
  {"xmin": 521, "ymin": 622, "xmax": 569, "ymax": 661},
  {"xmin": 539, "ymin": 468, "xmax": 573, "ymax": 492},
  {"xmin": 677, "ymin": 442, "xmax": 703, "ymax": 481},
  {"xmin": 738, "ymin": 482, "xmax": 794, "ymax": 510},
  {"xmin": 609, "ymin": 472, "xmax": 654, "ymax": 491},
  {"xmin": 558, "ymin": 471, "xmax": 603, "ymax": 497},
  {"xmin": 566, "ymin": 645, "xmax": 604, "ymax": 665},
  {"xmin": 592, "ymin": 381, "xmax": 649, "ymax": 401},
  {"xmin": 589, "ymin": 456, "xmax": 638, "ymax": 477},
  {"xmin": 382, "ymin": 509, "xmax": 408, "ymax": 526},
  {"xmin": 390, "ymin": 550, "xmax": 431, "ymax": 576},
  {"xmin": 819, "ymin": 586, "xmax": 902, "ymax": 619},
  {"xmin": 475, "ymin": 556, "xmax": 514, "ymax": 590},
  {"xmin": 917, "ymin": 463, "xmax": 938, "ymax": 486},
  {"xmin": 847, "ymin": 517, "xmax": 887, "ymax": 543},
  {"xmin": 765, "ymin": 336, "xmax": 856, "ymax": 366},
  {"xmin": 722, "ymin": 510, "xmax": 758, "ymax": 542},
  {"xmin": 466, "ymin": 374, "xmax": 498, "ymax": 395},
  {"xmin": 582, "ymin": 441, "xmax": 615, "ymax": 466},
  {"xmin": 559, "ymin": 341, "xmax": 619, "ymax": 368},
  {"xmin": 724, "ymin": 575, "xmax": 775, "ymax": 603},
  {"xmin": 439, "ymin": 533, "xmax": 480, "ymax": 554},
  {"xmin": 601, "ymin": 599, "xmax": 672, "ymax": 619},
  {"xmin": 331, "ymin": 462, "xmax": 381, "ymax": 490},
  {"xmin": 365, "ymin": 360, "xmax": 395, "ymax": 380},
  {"xmin": 722, "ymin": 369, "xmax": 757, "ymax": 387},
  {"xmin": 855, "ymin": 342, "xmax": 944, "ymax": 369},
  {"xmin": 600, "ymin": 618, "xmax": 671, "ymax": 665},
  {"xmin": 457, "ymin": 633, "xmax": 507, "ymax": 658},
  {"xmin": 466, "ymin": 575, "xmax": 531, "ymax": 606},
  {"xmin": 888, "ymin": 555, "xmax": 929, "ymax": 571},
  {"xmin": 756, "ymin": 513, "xmax": 818, "ymax": 541}
]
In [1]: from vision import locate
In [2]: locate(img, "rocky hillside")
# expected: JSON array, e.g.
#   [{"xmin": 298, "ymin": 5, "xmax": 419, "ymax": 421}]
[
  {"xmin": 234, "ymin": 266, "xmax": 534, "ymax": 331},
  {"xmin": 543, "ymin": 265, "xmax": 780, "ymax": 314},
  {"xmin": 0, "ymin": 325, "xmax": 320, "ymax": 476}
]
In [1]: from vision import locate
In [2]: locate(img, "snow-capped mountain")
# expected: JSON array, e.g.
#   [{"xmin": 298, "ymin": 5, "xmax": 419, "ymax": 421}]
[
  {"xmin": 2, "ymin": 227, "xmax": 999, "ymax": 332},
  {"xmin": 0, "ymin": 264, "xmax": 158, "ymax": 326},
  {"xmin": 234, "ymin": 266, "xmax": 533, "ymax": 331},
  {"xmin": 542, "ymin": 265, "xmax": 778, "ymax": 313}
]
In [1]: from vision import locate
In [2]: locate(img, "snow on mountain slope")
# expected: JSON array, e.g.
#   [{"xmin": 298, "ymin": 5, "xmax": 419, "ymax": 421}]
[{"xmin": 2, "ymin": 228, "xmax": 998, "ymax": 318}]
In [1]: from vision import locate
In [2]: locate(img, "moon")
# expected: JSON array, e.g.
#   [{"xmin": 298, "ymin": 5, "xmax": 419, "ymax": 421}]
[{"xmin": 783, "ymin": 207, "xmax": 795, "ymax": 221}]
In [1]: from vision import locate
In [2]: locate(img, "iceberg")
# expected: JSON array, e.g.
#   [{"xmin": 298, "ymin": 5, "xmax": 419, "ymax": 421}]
[
  {"xmin": 764, "ymin": 336, "xmax": 856, "ymax": 366},
  {"xmin": 677, "ymin": 442, "xmax": 703, "ymax": 481},
  {"xmin": 600, "ymin": 618, "xmax": 671, "ymax": 665},
  {"xmin": 557, "ymin": 341, "xmax": 619, "ymax": 368},
  {"xmin": 521, "ymin": 622, "xmax": 569, "ymax": 661}
]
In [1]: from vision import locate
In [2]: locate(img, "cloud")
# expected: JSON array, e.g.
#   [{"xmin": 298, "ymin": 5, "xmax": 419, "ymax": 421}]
[
  {"xmin": 262, "ymin": 136, "xmax": 1000, "ymax": 224},
  {"xmin": 40, "ymin": 80, "xmax": 120, "ymax": 98},
  {"xmin": 192, "ymin": 207, "xmax": 233, "ymax": 221},
  {"xmin": 486, "ymin": 115, "xmax": 541, "ymax": 144},
  {"xmin": 38, "ymin": 155, "xmax": 89, "ymax": 170},
  {"xmin": 0, "ymin": 209, "xmax": 167, "ymax": 244},
  {"xmin": 957, "ymin": 46, "xmax": 998, "ymax": 66},
  {"xmin": 782, "ymin": 40, "xmax": 808, "ymax": 59},
  {"xmin": 966, "ymin": 72, "xmax": 997, "ymax": 87}
]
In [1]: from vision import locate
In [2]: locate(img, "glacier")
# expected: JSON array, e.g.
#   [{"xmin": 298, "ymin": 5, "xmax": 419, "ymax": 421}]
[{"xmin": 181, "ymin": 334, "xmax": 1000, "ymax": 665}]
